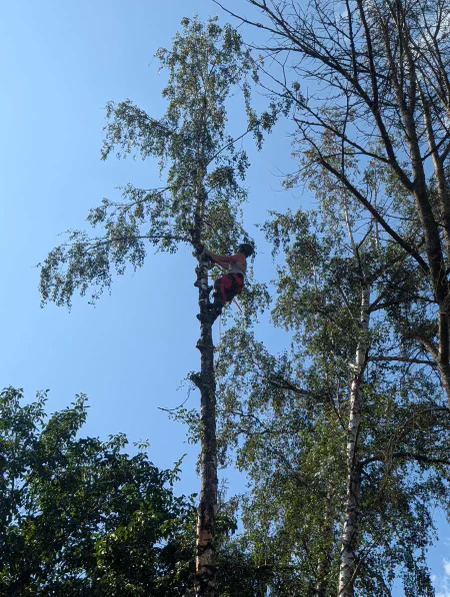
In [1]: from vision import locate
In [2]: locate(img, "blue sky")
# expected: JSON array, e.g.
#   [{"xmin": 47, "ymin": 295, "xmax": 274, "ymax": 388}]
[{"xmin": 0, "ymin": 1, "xmax": 448, "ymax": 594}]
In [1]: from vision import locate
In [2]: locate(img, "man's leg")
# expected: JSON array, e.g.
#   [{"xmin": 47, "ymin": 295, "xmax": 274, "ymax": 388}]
[
  {"xmin": 207, "ymin": 276, "xmax": 232, "ymax": 319},
  {"xmin": 211, "ymin": 277, "xmax": 228, "ymax": 307}
]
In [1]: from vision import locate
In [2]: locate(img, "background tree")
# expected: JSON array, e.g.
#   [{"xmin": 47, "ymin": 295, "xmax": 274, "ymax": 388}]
[
  {"xmin": 213, "ymin": 176, "xmax": 449, "ymax": 595},
  {"xmin": 208, "ymin": 2, "xmax": 450, "ymax": 590},
  {"xmin": 0, "ymin": 386, "xmax": 195, "ymax": 596},
  {"xmin": 217, "ymin": 0, "xmax": 450, "ymax": 408},
  {"xmin": 38, "ymin": 17, "xmax": 276, "ymax": 597}
]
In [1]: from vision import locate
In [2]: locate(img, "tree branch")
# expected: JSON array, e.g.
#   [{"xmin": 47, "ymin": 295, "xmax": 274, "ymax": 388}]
[
  {"xmin": 362, "ymin": 451, "xmax": 450, "ymax": 467},
  {"xmin": 368, "ymin": 356, "xmax": 435, "ymax": 366}
]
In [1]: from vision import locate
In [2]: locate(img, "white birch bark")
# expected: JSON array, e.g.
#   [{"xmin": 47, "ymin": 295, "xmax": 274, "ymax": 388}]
[{"xmin": 337, "ymin": 283, "xmax": 370, "ymax": 597}]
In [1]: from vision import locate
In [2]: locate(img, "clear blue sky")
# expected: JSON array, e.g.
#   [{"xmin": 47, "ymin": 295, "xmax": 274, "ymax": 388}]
[{"xmin": 0, "ymin": 1, "xmax": 448, "ymax": 594}]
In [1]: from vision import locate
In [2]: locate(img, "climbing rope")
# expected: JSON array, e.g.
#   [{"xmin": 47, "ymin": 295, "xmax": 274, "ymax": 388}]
[{"xmin": 232, "ymin": 298, "xmax": 242, "ymax": 313}]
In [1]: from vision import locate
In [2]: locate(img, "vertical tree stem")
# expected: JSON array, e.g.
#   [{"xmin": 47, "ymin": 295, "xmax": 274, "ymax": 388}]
[
  {"xmin": 338, "ymin": 283, "xmax": 370, "ymax": 597},
  {"xmin": 193, "ymin": 179, "xmax": 218, "ymax": 595}
]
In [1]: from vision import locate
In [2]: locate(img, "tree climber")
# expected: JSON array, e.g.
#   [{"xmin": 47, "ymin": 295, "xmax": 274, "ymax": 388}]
[{"xmin": 200, "ymin": 243, "xmax": 254, "ymax": 321}]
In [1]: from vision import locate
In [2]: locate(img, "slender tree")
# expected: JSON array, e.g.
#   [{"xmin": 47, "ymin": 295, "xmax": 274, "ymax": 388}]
[{"xmin": 39, "ymin": 17, "xmax": 274, "ymax": 596}]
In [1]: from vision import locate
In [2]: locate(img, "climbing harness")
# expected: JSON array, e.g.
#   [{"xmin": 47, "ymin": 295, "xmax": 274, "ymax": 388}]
[{"xmin": 215, "ymin": 273, "xmax": 243, "ymax": 306}]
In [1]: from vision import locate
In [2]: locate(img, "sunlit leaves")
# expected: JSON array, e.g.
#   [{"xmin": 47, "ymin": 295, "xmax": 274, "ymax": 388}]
[{"xmin": 40, "ymin": 16, "xmax": 265, "ymax": 308}]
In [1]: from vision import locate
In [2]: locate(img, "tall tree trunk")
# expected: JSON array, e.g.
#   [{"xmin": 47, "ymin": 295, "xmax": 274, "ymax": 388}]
[
  {"xmin": 419, "ymin": 85, "xmax": 450, "ymax": 258},
  {"xmin": 193, "ymin": 250, "xmax": 218, "ymax": 597},
  {"xmin": 338, "ymin": 284, "xmax": 370, "ymax": 597}
]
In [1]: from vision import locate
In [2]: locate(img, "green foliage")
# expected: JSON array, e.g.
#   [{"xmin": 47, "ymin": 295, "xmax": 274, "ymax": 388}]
[
  {"xmin": 212, "ymin": 183, "xmax": 450, "ymax": 595},
  {"xmin": 40, "ymin": 17, "xmax": 276, "ymax": 308},
  {"xmin": 0, "ymin": 387, "xmax": 196, "ymax": 596},
  {"xmin": 0, "ymin": 387, "xmax": 281, "ymax": 596}
]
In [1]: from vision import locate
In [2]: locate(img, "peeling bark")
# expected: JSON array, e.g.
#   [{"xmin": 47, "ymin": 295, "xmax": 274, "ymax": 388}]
[{"xmin": 338, "ymin": 284, "xmax": 370, "ymax": 597}]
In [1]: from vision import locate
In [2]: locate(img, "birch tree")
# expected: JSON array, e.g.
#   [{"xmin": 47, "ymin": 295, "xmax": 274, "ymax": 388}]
[
  {"xmin": 39, "ymin": 17, "xmax": 274, "ymax": 597},
  {"xmin": 217, "ymin": 0, "xmax": 450, "ymax": 408},
  {"xmin": 214, "ymin": 175, "xmax": 450, "ymax": 595},
  {"xmin": 207, "ymin": 2, "xmax": 450, "ymax": 591}
]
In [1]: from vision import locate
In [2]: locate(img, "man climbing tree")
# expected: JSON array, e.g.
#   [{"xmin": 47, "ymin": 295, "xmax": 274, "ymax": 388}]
[
  {"xmin": 39, "ymin": 17, "xmax": 274, "ymax": 597},
  {"xmin": 200, "ymin": 242, "xmax": 254, "ymax": 321}
]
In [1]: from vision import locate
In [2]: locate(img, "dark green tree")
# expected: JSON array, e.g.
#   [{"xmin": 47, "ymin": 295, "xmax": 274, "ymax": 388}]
[
  {"xmin": 39, "ymin": 17, "xmax": 274, "ymax": 596},
  {"xmin": 0, "ymin": 386, "xmax": 195, "ymax": 596},
  {"xmin": 0, "ymin": 386, "xmax": 276, "ymax": 596}
]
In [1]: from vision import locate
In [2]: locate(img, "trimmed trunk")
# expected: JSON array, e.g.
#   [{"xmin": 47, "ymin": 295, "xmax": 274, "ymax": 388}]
[
  {"xmin": 338, "ymin": 284, "xmax": 370, "ymax": 597},
  {"xmin": 194, "ymin": 252, "xmax": 218, "ymax": 597}
]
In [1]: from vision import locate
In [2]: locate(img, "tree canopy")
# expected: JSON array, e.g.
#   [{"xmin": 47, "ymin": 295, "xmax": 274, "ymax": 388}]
[{"xmin": 0, "ymin": 387, "xmax": 195, "ymax": 596}]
